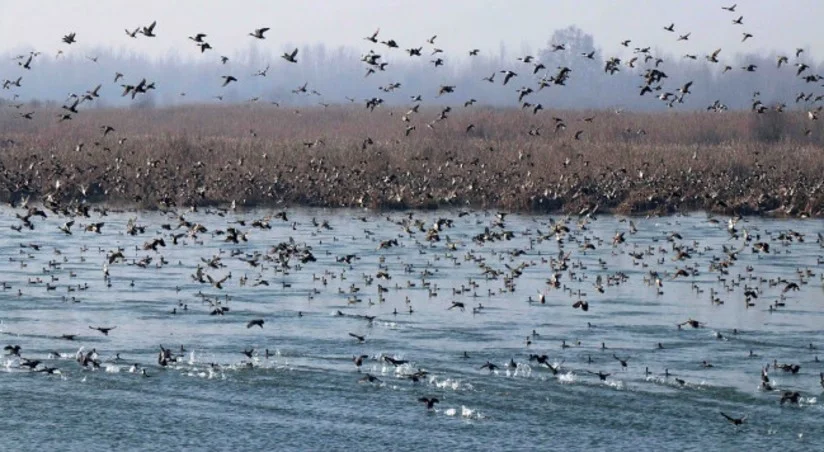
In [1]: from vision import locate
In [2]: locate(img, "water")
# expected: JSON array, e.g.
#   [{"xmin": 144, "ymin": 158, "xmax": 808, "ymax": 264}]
[{"xmin": 1, "ymin": 207, "xmax": 822, "ymax": 451}]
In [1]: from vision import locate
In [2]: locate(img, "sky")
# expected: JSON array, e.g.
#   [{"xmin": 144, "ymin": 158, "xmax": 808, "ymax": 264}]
[{"xmin": 0, "ymin": 0, "xmax": 821, "ymax": 62}]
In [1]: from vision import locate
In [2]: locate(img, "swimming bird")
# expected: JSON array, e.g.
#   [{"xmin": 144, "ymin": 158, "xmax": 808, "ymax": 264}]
[
  {"xmin": 572, "ymin": 300, "xmax": 589, "ymax": 311},
  {"xmin": 4, "ymin": 345, "xmax": 21, "ymax": 356},
  {"xmin": 679, "ymin": 319, "xmax": 704, "ymax": 328},
  {"xmin": 246, "ymin": 319, "xmax": 264, "ymax": 329},
  {"xmin": 719, "ymin": 412, "xmax": 746, "ymax": 426},
  {"xmin": 480, "ymin": 361, "xmax": 499, "ymax": 372},
  {"xmin": 359, "ymin": 373, "xmax": 382, "ymax": 384},
  {"xmin": 780, "ymin": 391, "xmax": 801, "ymax": 405},
  {"xmin": 89, "ymin": 326, "xmax": 116, "ymax": 336},
  {"xmin": 349, "ymin": 333, "xmax": 366, "ymax": 343}
]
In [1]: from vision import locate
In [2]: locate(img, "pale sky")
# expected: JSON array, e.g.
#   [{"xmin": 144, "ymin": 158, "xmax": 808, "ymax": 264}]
[{"xmin": 0, "ymin": 0, "xmax": 820, "ymax": 62}]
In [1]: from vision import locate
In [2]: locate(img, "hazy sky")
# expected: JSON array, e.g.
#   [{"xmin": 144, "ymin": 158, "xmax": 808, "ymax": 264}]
[{"xmin": 0, "ymin": 0, "xmax": 821, "ymax": 62}]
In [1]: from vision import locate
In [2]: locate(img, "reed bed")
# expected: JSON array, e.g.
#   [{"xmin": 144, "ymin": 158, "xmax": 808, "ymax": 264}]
[{"xmin": 0, "ymin": 104, "xmax": 821, "ymax": 216}]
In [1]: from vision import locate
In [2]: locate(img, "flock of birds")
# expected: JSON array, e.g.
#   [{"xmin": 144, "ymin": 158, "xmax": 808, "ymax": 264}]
[
  {"xmin": 0, "ymin": 5, "xmax": 819, "ymax": 218},
  {"xmin": 3, "ymin": 4, "xmax": 824, "ymax": 136},
  {"xmin": 0, "ymin": 5, "xmax": 822, "ymax": 432},
  {"xmin": 2, "ymin": 201, "xmax": 823, "ymax": 427}
]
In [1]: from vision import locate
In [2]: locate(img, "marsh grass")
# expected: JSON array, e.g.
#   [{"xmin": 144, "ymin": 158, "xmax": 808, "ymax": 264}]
[{"xmin": 0, "ymin": 104, "xmax": 821, "ymax": 216}]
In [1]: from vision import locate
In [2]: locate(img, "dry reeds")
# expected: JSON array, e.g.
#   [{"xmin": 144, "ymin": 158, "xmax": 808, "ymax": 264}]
[{"xmin": 0, "ymin": 104, "xmax": 821, "ymax": 216}]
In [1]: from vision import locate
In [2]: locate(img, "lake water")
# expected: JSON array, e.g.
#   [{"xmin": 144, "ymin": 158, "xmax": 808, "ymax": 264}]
[{"xmin": 1, "ymin": 207, "xmax": 822, "ymax": 451}]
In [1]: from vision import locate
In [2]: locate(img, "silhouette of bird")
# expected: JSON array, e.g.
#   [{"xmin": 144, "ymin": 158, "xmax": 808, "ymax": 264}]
[
  {"xmin": 572, "ymin": 300, "xmax": 589, "ymax": 311},
  {"xmin": 89, "ymin": 326, "xmax": 116, "ymax": 336},
  {"xmin": 281, "ymin": 48, "xmax": 299, "ymax": 63},
  {"xmin": 221, "ymin": 75, "xmax": 237, "ymax": 87},
  {"xmin": 720, "ymin": 412, "xmax": 747, "ymax": 425},
  {"xmin": 249, "ymin": 28, "xmax": 270, "ymax": 39},
  {"xmin": 140, "ymin": 21, "xmax": 157, "ymax": 37},
  {"xmin": 247, "ymin": 319, "xmax": 264, "ymax": 328},
  {"xmin": 418, "ymin": 397, "xmax": 440, "ymax": 409}
]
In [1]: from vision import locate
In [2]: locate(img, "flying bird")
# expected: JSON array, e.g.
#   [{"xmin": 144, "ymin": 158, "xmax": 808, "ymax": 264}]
[
  {"xmin": 281, "ymin": 48, "xmax": 299, "ymax": 63},
  {"xmin": 249, "ymin": 28, "xmax": 270, "ymax": 39}
]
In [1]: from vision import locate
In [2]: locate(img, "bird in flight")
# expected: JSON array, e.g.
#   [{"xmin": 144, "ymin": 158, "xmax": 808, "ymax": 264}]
[
  {"xmin": 281, "ymin": 48, "xmax": 299, "ymax": 63},
  {"xmin": 140, "ymin": 21, "xmax": 157, "ymax": 37},
  {"xmin": 249, "ymin": 28, "xmax": 270, "ymax": 39}
]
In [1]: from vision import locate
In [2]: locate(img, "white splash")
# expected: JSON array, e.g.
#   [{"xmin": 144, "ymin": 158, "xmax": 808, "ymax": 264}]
[{"xmin": 558, "ymin": 371, "xmax": 576, "ymax": 384}]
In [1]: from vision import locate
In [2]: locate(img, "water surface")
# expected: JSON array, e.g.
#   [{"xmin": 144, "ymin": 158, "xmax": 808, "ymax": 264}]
[{"xmin": 1, "ymin": 207, "xmax": 822, "ymax": 451}]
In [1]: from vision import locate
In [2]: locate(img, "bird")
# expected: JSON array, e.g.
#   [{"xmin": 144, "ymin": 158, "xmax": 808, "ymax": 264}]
[
  {"xmin": 140, "ymin": 21, "xmax": 157, "ymax": 37},
  {"xmin": 679, "ymin": 319, "xmax": 704, "ymax": 328},
  {"xmin": 418, "ymin": 397, "xmax": 439, "ymax": 409},
  {"xmin": 613, "ymin": 354, "xmax": 629, "ymax": 368},
  {"xmin": 572, "ymin": 300, "xmax": 589, "ymax": 311},
  {"xmin": 221, "ymin": 75, "xmax": 237, "ymax": 87},
  {"xmin": 586, "ymin": 370, "xmax": 611, "ymax": 381},
  {"xmin": 89, "ymin": 326, "xmax": 116, "ymax": 336},
  {"xmin": 246, "ymin": 319, "xmax": 264, "ymax": 329},
  {"xmin": 349, "ymin": 333, "xmax": 365, "ymax": 343},
  {"xmin": 249, "ymin": 28, "xmax": 270, "ymax": 39},
  {"xmin": 500, "ymin": 70, "xmax": 517, "ymax": 85},
  {"xmin": 364, "ymin": 28, "xmax": 379, "ymax": 43},
  {"xmin": 62, "ymin": 32, "xmax": 77, "ymax": 44},
  {"xmin": 281, "ymin": 48, "xmax": 299, "ymax": 63},
  {"xmin": 353, "ymin": 354, "xmax": 369, "ymax": 369},
  {"xmin": 720, "ymin": 411, "xmax": 747, "ymax": 425},
  {"xmin": 780, "ymin": 391, "xmax": 801, "ymax": 405},
  {"xmin": 189, "ymin": 33, "xmax": 207, "ymax": 43}
]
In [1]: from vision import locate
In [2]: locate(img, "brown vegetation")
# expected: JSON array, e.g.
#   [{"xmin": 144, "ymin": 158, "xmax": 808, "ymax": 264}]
[{"xmin": 0, "ymin": 104, "xmax": 822, "ymax": 216}]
